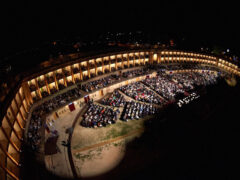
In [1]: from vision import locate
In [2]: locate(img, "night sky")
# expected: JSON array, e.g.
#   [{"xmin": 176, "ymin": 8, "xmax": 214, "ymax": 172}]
[{"xmin": 2, "ymin": 1, "xmax": 240, "ymax": 57}]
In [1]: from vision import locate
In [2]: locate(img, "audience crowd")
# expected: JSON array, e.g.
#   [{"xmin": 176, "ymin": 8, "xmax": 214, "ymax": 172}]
[
  {"xmin": 121, "ymin": 101, "xmax": 156, "ymax": 121},
  {"xmin": 100, "ymin": 90, "xmax": 126, "ymax": 107},
  {"xmin": 27, "ymin": 65, "xmax": 221, "ymax": 150},
  {"xmin": 27, "ymin": 87, "xmax": 81, "ymax": 151},
  {"xmin": 81, "ymin": 103, "xmax": 120, "ymax": 127},
  {"xmin": 177, "ymin": 92, "xmax": 200, "ymax": 107},
  {"xmin": 170, "ymin": 71, "xmax": 219, "ymax": 88},
  {"xmin": 120, "ymin": 82, "xmax": 164, "ymax": 105},
  {"xmin": 81, "ymin": 75, "xmax": 118, "ymax": 92},
  {"xmin": 142, "ymin": 73, "xmax": 185, "ymax": 101},
  {"xmin": 122, "ymin": 68, "xmax": 151, "ymax": 78}
]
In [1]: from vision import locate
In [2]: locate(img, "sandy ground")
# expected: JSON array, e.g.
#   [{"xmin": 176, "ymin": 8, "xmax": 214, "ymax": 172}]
[
  {"xmin": 71, "ymin": 109, "xmax": 149, "ymax": 178},
  {"xmin": 71, "ymin": 115, "xmax": 148, "ymax": 150},
  {"xmin": 44, "ymin": 90, "xmax": 154, "ymax": 179},
  {"xmin": 73, "ymin": 136, "xmax": 139, "ymax": 178}
]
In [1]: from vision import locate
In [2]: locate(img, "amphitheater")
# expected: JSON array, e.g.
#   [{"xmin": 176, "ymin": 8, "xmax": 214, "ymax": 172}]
[{"xmin": 0, "ymin": 48, "xmax": 239, "ymax": 180}]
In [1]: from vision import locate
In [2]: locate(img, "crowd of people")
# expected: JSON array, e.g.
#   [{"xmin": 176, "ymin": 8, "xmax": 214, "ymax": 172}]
[
  {"xmin": 142, "ymin": 71, "xmax": 219, "ymax": 102},
  {"xmin": 169, "ymin": 71, "xmax": 219, "ymax": 89},
  {"xmin": 119, "ymin": 82, "xmax": 164, "ymax": 105},
  {"xmin": 27, "ymin": 87, "xmax": 81, "ymax": 151},
  {"xmin": 100, "ymin": 90, "xmax": 126, "ymax": 107},
  {"xmin": 81, "ymin": 75, "xmax": 118, "ymax": 92},
  {"xmin": 142, "ymin": 73, "xmax": 187, "ymax": 101},
  {"xmin": 27, "ymin": 66, "xmax": 221, "ymax": 150},
  {"xmin": 122, "ymin": 68, "xmax": 151, "ymax": 78},
  {"xmin": 177, "ymin": 92, "xmax": 200, "ymax": 107},
  {"xmin": 80, "ymin": 67, "xmax": 152, "ymax": 92},
  {"xmin": 81, "ymin": 103, "xmax": 120, "ymax": 128},
  {"xmin": 121, "ymin": 101, "xmax": 156, "ymax": 121}
]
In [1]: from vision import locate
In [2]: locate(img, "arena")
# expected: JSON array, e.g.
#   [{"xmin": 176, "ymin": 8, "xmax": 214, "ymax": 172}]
[{"xmin": 0, "ymin": 48, "xmax": 240, "ymax": 180}]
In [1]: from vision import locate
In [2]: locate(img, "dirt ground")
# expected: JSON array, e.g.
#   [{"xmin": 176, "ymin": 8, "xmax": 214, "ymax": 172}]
[
  {"xmin": 73, "ymin": 135, "xmax": 141, "ymax": 178},
  {"xmin": 71, "ymin": 113, "xmax": 150, "ymax": 178}
]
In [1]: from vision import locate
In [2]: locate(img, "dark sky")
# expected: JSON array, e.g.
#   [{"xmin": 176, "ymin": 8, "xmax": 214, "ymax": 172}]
[{"xmin": 1, "ymin": 1, "xmax": 240, "ymax": 56}]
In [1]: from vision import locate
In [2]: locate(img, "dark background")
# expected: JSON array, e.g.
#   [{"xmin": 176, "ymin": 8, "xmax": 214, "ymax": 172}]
[{"xmin": 1, "ymin": 1, "xmax": 240, "ymax": 58}]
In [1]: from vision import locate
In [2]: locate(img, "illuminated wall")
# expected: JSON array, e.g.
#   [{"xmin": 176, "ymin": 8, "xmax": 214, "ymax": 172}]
[{"xmin": 0, "ymin": 49, "xmax": 239, "ymax": 179}]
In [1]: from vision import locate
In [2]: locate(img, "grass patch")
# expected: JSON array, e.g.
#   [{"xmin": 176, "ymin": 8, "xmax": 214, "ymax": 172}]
[
  {"xmin": 101, "ymin": 120, "xmax": 144, "ymax": 141},
  {"xmin": 75, "ymin": 153, "xmax": 94, "ymax": 162},
  {"xmin": 72, "ymin": 117, "xmax": 147, "ymax": 151}
]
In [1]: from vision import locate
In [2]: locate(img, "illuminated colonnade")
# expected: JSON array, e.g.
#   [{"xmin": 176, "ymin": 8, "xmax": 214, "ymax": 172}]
[{"xmin": 0, "ymin": 49, "xmax": 239, "ymax": 179}]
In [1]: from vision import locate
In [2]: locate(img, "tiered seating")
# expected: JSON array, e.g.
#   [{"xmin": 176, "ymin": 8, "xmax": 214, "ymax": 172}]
[
  {"xmin": 119, "ymin": 82, "xmax": 164, "ymax": 105},
  {"xmin": 100, "ymin": 90, "xmax": 126, "ymax": 107},
  {"xmin": 27, "ymin": 87, "xmax": 81, "ymax": 151},
  {"xmin": 81, "ymin": 75, "xmax": 119, "ymax": 92},
  {"xmin": 142, "ymin": 73, "xmax": 185, "ymax": 101},
  {"xmin": 121, "ymin": 101, "xmax": 156, "ymax": 121},
  {"xmin": 122, "ymin": 68, "xmax": 150, "ymax": 78},
  {"xmin": 81, "ymin": 103, "xmax": 120, "ymax": 128}
]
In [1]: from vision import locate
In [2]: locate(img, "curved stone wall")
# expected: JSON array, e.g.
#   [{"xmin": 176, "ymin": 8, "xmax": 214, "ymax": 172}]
[{"xmin": 0, "ymin": 49, "xmax": 239, "ymax": 180}]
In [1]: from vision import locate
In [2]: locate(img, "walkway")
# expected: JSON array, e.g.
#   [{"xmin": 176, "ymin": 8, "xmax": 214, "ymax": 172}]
[{"xmin": 44, "ymin": 105, "xmax": 87, "ymax": 179}]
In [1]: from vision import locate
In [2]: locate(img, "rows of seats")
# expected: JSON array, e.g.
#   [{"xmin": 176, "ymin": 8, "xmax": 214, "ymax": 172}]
[
  {"xmin": 121, "ymin": 101, "xmax": 156, "ymax": 121},
  {"xmin": 122, "ymin": 68, "xmax": 150, "ymax": 78},
  {"xmin": 119, "ymin": 82, "xmax": 164, "ymax": 105},
  {"xmin": 27, "ymin": 88, "xmax": 81, "ymax": 151},
  {"xmin": 100, "ymin": 90, "xmax": 126, "ymax": 107},
  {"xmin": 169, "ymin": 72, "xmax": 219, "ymax": 87},
  {"xmin": 142, "ymin": 73, "xmax": 186, "ymax": 101},
  {"xmin": 81, "ymin": 103, "xmax": 120, "ymax": 128},
  {"xmin": 81, "ymin": 75, "xmax": 119, "ymax": 92}
]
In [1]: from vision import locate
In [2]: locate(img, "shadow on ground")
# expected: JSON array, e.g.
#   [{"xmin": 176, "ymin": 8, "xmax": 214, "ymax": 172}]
[{"xmin": 21, "ymin": 78, "xmax": 240, "ymax": 180}]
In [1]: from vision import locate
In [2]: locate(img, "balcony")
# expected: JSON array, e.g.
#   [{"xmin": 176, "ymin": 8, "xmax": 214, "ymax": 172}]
[
  {"xmin": 96, "ymin": 62, "xmax": 102, "ymax": 67},
  {"xmin": 89, "ymin": 63, "xmax": 95, "ymax": 69},
  {"xmin": 83, "ymin": 75, "xmax": 89, "ymax": 80},
  {"xmin": 73, "ymin": 68, "xmax": 79, "ymax": 74},
  {"xmin": 104, "ymin": 69, "xmax": 110, "ymax": 73},
  {"xmin": 46, "ymin": 76, "xmax": 55, "ymax": 83},
  {"xmin": 98, "ymin": 71, "xmax": 103, "ymax": 75},
  {"xmin": 50, "ymin": 87, "xmax": 58, "ymax": 94},
  {"xmin": 63, "ymin": 70, "xmax": 71, "ymax": 77},
  {"xmin": 29, "ymin": 84, "xmax": 37, "ymax": 91},
  {"xmin": 129, "ymin": 56, "xmax": 134, "ymax": 60},
  {"xmin": 41, "ymin": 91, "xmax": 49, "ymax": 98},
  {"xmin": 81, "ymin": 66, "xmax": 87, "ymax": 71},
  {"xmin": 38, "ymin": 80, "xmax": 45, "ymax": 87},
  {"xmin": 75, "ymin": 78, "xmax": 81, "ymax": 83},
  {"xmin": 56, "ymin": 73, "xmax": 63, "ymax": 80},
  {"xmin": 32, "ymin": 95, "xmax": 41, "ymax": 102},
  {"xmin": 90, "ymin": 73, "xmax": 96, "ymax": 78},
  {"xmin": 58, "ymin": 83, "xmax": 65, "ymax": 90},
  {"xmin": 67, "ymin": 81, "xmax": 74, "ymax": 86},
  {"xmin": 103, "ymin": 61, "xmax": 109, "ymax": 65}
]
